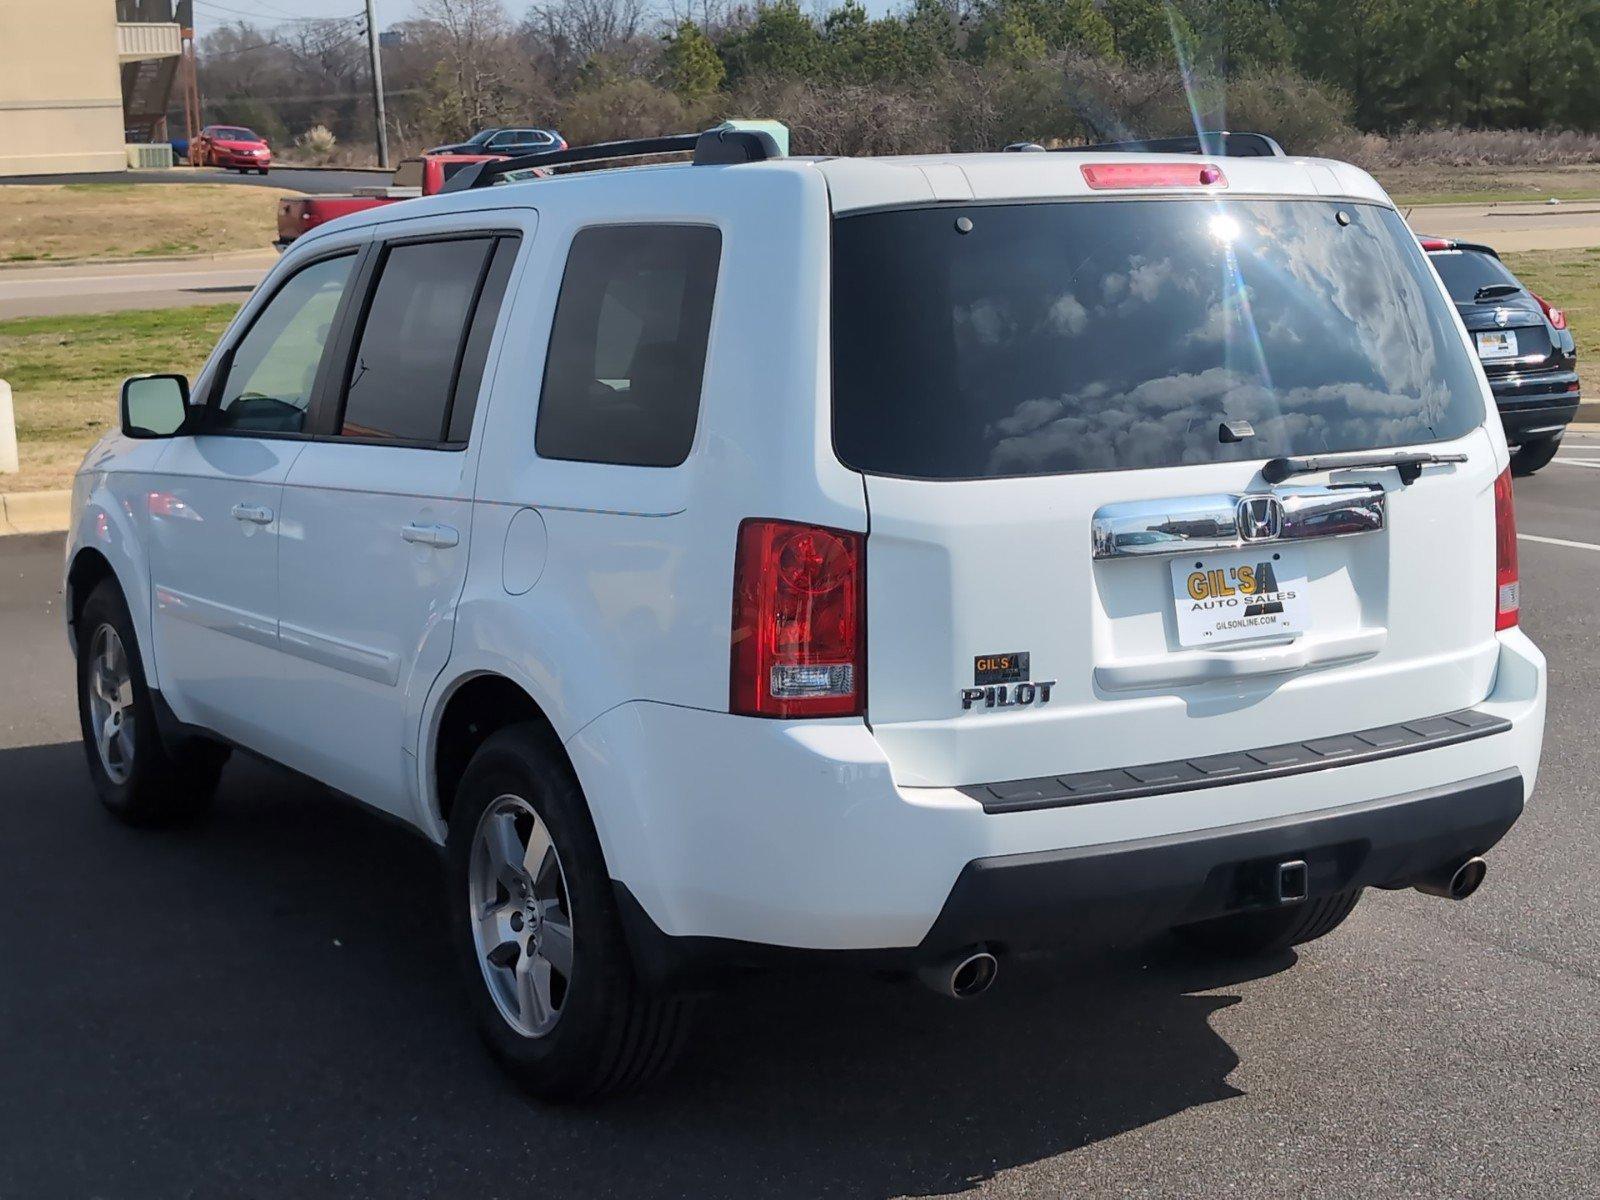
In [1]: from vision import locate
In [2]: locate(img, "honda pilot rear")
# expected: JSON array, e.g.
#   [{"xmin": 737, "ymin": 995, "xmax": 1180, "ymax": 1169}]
[{"xmin": 802, "ymin": 159, "xmax": 1545, "ymax": 968}]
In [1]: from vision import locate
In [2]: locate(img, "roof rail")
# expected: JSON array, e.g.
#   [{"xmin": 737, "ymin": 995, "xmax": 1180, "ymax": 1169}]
[
  {"xmin": 1073, "ymin": 132, "xmax": 1286, "ymax": 158},
  {"xmin": 440, "ymin": 124, "xmax": 784, "ymax": 193}
]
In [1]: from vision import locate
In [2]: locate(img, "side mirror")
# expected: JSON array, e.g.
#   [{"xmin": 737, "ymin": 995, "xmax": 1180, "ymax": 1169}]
[{"xmin": 120, "ymin": 374, "xmax": 190, "ymax": 438}]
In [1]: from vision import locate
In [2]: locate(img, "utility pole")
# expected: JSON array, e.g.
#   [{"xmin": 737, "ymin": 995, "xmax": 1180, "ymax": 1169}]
[{"xmin": 363, "ymin": 0, "xmax": 390, "ymax": 169}]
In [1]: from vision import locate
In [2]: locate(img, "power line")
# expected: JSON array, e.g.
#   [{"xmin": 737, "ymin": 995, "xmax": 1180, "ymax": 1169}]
[
  {"xmin": 193, "ymin": 0, "xmax": 362, "ymax": 27},
  {"xmin": 194, "ymin": 0, "xmax": 316, "ymax": 20}
]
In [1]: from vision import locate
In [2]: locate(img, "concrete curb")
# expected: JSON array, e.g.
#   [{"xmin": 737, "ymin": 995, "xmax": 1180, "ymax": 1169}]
[{"xmin": 0, "ymin": 490, "xmax": 71, "ymax": 535}]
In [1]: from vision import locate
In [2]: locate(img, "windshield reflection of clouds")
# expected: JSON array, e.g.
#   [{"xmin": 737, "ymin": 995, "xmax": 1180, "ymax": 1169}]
[{"xmin": 962, "ymin": 201, "xmax": 1478, "ymax": 476}]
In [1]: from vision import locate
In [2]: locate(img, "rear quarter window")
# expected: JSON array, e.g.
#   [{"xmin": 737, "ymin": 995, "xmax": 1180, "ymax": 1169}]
[{"xmin": 535, "ymin": 224, "xmax": 721, "ymax": 468}]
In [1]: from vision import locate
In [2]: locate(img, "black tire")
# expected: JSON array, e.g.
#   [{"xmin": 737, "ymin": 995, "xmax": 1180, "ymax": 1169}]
[
  {"xmin": 1511, "ymin": 435, "xmax": 1561, "ymax": 476},
  {"xmin": 1172, "ymin": 889, "xmax": 1362, "ymax": 959},
  {"xmin": 75, "ymin": 579, "xmax": 229, "ymax": 825},
  {"xmin": 445, "ymin": 724, "xmax": 692, "ymax": 1101}
]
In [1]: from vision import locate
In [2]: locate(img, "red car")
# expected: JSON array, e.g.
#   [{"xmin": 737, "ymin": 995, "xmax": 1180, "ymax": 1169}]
[{"xmin": 190, "ymin": 125, "xmax": 272, "ymax": 174}]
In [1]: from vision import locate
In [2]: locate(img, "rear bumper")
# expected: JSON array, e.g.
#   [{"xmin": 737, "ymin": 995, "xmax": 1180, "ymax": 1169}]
[
  {"xmin": 570, "ymin": 630, "xmax": 1544, "ymax": 965},
  {"xmin": 919, "ymin": 768, "xmax": 1520, "ymax": 955},
  {"xmin": 617, "ymin": 768, "xmax": 1523, "ymax": 986},
  {"xmin": 1494, "ymin": 383, "xmax": 1580, "ymax": 444}
]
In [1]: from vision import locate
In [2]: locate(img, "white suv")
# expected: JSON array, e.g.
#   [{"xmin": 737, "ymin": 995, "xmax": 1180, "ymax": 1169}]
[{"xmin": 65, "ymin": 127, "xmax": 1546, "ymax": 1100}]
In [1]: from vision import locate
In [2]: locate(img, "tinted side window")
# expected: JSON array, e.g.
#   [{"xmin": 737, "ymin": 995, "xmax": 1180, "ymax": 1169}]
[
  {"xmin": 216, "ymin": 253, "xmax": 353, "ymax": 434},
  {"xmin": 536, "ymin": 225, "xmax": 721, "ymax": 467},
  {"xmin": 339, "ymin": 238, "xmax": 494, "ymax": 443}
]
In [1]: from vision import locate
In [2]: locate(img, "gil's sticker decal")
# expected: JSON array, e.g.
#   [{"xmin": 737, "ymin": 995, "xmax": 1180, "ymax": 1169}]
[{"xmin": 974, "ymin": 652, "xmax": 1029, "ymax": 685}]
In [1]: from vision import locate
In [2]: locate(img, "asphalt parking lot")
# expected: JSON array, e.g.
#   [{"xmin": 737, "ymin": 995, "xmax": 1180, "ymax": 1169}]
[{"xmin": 2, "ymin": 438, "xmax": 1597, "ymax": 1198}]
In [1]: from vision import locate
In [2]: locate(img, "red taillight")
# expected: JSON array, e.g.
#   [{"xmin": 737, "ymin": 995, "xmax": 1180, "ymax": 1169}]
[
  {"xmin": 1419, "ymin": 237, "xmax": 1453, "ymax": 251},
  {"xmin": 1080, "ymin": 162, "xmax": 1227, "ymax": 190},
  {"xmin": 1531, "ymin": 291, "xmax": 1567, "ymax": 330},
  {"xmin": 730, "ymin": 519, "xmax": 864, "ymax": 718},
  {"xmin": 1494, "ymin": 467, "xmax": 1519, "ymax": 631}
]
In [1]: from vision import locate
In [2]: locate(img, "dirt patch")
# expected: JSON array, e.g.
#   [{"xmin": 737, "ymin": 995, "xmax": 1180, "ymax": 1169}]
[
  {"xmin": 1378, "ymin": 164, "xmax": 1600, "ymax": 207},
  {"xmin": 0, "ymin": 183, "xmax": 291, "ymax": 264}
]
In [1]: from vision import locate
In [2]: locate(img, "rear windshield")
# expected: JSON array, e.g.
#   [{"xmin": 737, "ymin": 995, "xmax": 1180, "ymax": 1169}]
[
  {"xmin": 1428, "ymin": 248, "xmax": 1521, "ymax": 304},
  {"xmin": 832, "ymin": 199, "xmax": 1486, "ymax": 479}
]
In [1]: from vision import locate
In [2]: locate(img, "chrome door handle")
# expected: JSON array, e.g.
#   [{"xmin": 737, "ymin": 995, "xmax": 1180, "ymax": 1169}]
[
  {"xmin": 231, "ymin": 503, "xmax": 274, "ymax": 525},
  {"xmin": 401, "ymin": 522, "xmax": 459, "ymax": 549}
]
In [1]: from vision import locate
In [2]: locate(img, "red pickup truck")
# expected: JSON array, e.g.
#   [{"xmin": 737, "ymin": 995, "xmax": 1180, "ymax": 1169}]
[{"xmin": 275, "ymin": 154, "xmax": 507, "ymax": 249}]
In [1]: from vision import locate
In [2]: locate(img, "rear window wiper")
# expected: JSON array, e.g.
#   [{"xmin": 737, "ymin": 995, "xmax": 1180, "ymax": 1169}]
[
  {"xmin": 1473, "ymin": 283, "xmax": 1520, "ymax": 301},
  {"xmin": 1262, "ymin": 449, "xmax": 1469, "ymax": 485}
]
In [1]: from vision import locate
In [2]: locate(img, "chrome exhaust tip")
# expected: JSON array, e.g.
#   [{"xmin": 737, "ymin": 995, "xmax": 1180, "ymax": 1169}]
[
  {"xmin": 1413, "ymin": 855, "xmax": 1488, "ymax": 901},
  {"xmin": 919, "ymin": 949, "xmax": 999, "ymax": 999}
]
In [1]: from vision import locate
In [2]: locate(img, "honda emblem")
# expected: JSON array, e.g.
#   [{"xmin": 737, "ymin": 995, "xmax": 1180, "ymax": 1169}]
[{"xmin": 1237, "ymin": 494, "xmax": 1284, "ymax": 542}]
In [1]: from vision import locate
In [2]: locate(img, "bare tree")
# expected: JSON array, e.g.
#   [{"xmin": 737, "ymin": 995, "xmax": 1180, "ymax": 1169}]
[
  {"xmin": 523, "ymin": 0, "xmax": 650, "ymax": 70},
  {"xmin": 414, "ymin": 0, "xmax": 518, "ymax": 134}
]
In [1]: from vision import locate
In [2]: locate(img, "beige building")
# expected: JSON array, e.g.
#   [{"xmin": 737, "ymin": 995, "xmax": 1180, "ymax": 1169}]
[{"xmin": 0, "ymin": 0, "xmax": 182, "ymax": 177}]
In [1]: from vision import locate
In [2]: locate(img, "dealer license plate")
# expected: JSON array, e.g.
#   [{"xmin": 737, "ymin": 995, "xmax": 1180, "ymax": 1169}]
[{"xmin": 1170, "ymin": 549, "xmax": 1309, "ymax": 648}]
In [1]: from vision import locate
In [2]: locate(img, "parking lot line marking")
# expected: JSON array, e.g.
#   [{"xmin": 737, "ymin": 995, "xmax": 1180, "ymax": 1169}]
[
  {"xmin": 1520, "ymin": 533, "xmax": 1600, "ymax": 553},
  {"xmin": 1551, "ymin": 458, "xmax": 1600, "ymax": 468}
]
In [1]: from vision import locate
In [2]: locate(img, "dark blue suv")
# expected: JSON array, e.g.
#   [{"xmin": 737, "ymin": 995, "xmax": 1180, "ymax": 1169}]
[{"xmin": 1422, "ymin": 236, "xmax": 1579, "ymax": 475}]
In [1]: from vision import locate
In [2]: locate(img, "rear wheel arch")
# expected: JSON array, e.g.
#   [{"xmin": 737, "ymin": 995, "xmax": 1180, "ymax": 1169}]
[{"xmin": 430, "ymin": 672, "xmax": 582, "ymax": 830}]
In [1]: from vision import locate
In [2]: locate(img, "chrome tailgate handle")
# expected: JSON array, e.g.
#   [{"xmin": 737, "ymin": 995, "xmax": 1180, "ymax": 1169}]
[{"xmin": 1092, "ymin": 484, "xmax": 1385, "ymax": 559}]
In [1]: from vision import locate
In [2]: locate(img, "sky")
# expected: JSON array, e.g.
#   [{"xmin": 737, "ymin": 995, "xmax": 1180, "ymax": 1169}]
[{"xmin": 187, "ymin": 0, "xmax": 897, "ymax": 33}]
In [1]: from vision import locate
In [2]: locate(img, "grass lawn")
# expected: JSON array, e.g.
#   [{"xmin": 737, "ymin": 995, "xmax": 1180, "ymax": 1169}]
[
  {"xmin": 1381, "ymin": 163, "xmax": 1600, "ymax": 207},
  {"xmin": 0, "ymin": 304, "xmax": 237, "ymax": 492},
  {"xmin": 1503, "ymin": 248, "xmax": 1600, "ymax": 401},
  {"xmin": 0, "ymin": 182, "xmax": 290, "ymax": 263}
]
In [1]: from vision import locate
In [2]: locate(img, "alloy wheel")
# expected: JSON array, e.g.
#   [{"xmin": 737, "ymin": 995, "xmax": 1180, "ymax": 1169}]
[
  {"xmin": 87, "ymin": 624, "xmax": 135, "ymax": 785},
  {"xmin": 468, "ymin": 794, "xmax": 575, "ymax": 1038}
]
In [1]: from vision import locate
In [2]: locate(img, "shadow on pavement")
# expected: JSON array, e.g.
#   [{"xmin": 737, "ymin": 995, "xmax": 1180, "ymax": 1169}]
[{"xmin": 1, "ymin": 739, "xmax": 1290, "ymax": 1199}]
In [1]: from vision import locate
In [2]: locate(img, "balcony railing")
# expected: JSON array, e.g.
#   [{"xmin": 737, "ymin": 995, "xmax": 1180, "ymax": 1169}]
[{"xmin": 117, "ymin": 22, "xmax": 182, "ymax": 61}]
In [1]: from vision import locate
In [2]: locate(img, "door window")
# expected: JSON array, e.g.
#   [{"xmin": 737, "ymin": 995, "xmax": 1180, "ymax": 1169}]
[
  {"xmin": 338, "ymin": 238, "xmax": 495, "ymax": 443},
  {"xmin": 215, "ymin": 253, "xmax": 354, "ymax": 434},
  {"xmin": 536, "ymin": 224, "xmax": 721, "ymax": 467}
]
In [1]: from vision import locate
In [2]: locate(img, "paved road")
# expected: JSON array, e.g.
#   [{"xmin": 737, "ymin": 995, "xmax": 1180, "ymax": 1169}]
[
  {"xmin": 1412, "ymin": 199, "xmax": 1600, "ymax": 252},
  {"xmin": 0, "ymin": 165, "xmax": 390, "ymax": 194},
  {"xmin": 1, "ymin": 444, "xmax": 1597, "ymax": 1198},
  {"xmin": 0, "ymin": 167, "xmax": 388, "ymax": 318},
  {"xmin": 0, "ymin": 252, "xmax": 278, "ymax": 320}
]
